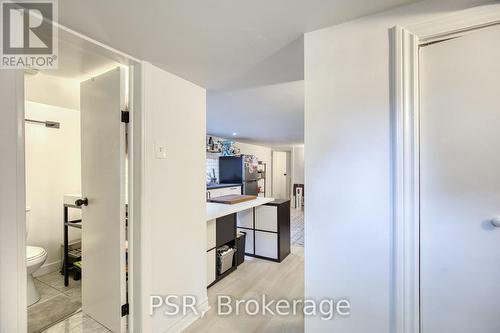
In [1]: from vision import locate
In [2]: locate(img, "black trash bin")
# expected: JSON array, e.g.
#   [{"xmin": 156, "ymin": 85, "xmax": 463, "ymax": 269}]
[{"xmin": 236, "ymin": 231, "xmax": 246, "ymax": 266}]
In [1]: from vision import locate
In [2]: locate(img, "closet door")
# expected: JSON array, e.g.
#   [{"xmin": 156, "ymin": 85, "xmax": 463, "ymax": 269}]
[
  {"xmin": 420, "ymin": 25, "xmax": 500, "ymax": 333},
  {"xmin": 81, "ymin": 67, "xmax": 127, "ymax": 333}
]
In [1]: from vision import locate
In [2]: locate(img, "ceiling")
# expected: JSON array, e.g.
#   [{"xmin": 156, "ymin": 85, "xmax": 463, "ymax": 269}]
[
  {"xmin": 42, "ymin": 37, "xmax": 120, "ymax": 81},
  {"xmin": 208, "ymin": 80, "xmax": 304, "ymax": 146},
  {"xmin": 57, "ymin": 0, "xmax": 417, "ymax": 145}
]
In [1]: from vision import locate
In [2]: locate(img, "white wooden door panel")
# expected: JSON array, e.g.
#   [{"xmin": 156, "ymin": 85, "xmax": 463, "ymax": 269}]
[
  {"xmin": 255, "ymin": 205, "xmax": 277, "ymax": 232},
  {"xmin": 254, "ymin": 231, "xmax": 277, "ymax": 259},
  {"xmin": 237, "ymin": 209, "xmax": 253, "ymax": 229},
  {"xmin": 81, "ymin": 67, "xmax": 127, "ymax": 333},
  {"xmin": 420, "ymin": 25, "xmax": 500, "ymax": 333},
  {"xmin": 272, "ymin": 152, "xmax": 288, "ymax": 199}
]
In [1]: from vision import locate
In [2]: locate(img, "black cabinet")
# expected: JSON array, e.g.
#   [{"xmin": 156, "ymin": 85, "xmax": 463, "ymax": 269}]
[{"xmin": 216, "ymin": 213, "xmax": 236, "ymax": 247}]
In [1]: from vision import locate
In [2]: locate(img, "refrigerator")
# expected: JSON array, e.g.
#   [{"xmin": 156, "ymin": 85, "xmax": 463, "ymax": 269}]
[{"xmin": 219, "ymin": 155, "xmax": 259, "ymax": 195}]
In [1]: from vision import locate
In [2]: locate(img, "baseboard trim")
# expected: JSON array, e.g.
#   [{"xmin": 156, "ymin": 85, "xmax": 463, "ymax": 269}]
[
  {"xmin": 33, "ymin": 260, "xmax": 60, "ymax": 277},
  {"xmin": 163, "ymin": 298, "xmax": 210, "ymax": 333}
]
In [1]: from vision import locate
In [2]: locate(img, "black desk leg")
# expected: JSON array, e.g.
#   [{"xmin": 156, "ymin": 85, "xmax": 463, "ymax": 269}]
[{"xmin": 64, "ymin": 206, "xmax": 69, "ymax": 286}]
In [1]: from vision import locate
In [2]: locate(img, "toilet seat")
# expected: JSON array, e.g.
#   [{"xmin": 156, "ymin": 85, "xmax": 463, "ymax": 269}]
[
  {"xmin": 26, "ymin": 245, "xmax": 47, "ymax": 306},
  {"xmin": 26, "ymin": 246, "xmax": 46, "ymax": 263}
]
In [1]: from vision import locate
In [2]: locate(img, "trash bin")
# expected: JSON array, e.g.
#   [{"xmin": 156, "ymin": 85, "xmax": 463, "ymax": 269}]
[
  {"xmin": 217, "ymin": 246, "xmax": 236, "ymax": 274},
  {"xmin": 236, "ymin": 231, "xmax": 246, "ymax": 266}
]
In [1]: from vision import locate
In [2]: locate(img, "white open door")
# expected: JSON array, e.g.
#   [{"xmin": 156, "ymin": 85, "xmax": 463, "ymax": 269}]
[
  {"xmin": 80, "ymin": 67, "xmax": 127, "ymax": 332},
  {"xmin": 272, "ymin": 151, "xmax": 289, "ymax": 199}
]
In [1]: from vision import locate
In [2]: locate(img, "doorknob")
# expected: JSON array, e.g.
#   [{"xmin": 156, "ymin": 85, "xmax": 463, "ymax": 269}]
[
  {"xmin": 75, "ymin": 198, "xmax": 88, "ymax": 207},
  {"xmin": 491, "ymin": 217, "xmax": 500, "ymax": 228}
]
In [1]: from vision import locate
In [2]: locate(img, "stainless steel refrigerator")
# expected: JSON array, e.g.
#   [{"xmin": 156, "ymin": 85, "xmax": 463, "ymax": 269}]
[{"xmin": 219, "ymin": 155, "xmax": 259, "ymax": 195}]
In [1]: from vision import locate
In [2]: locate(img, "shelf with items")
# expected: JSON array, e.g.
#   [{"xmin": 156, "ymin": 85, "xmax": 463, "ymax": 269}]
[
  {"xmin": 207, "ymin": 213, "xmax": 239, "ymax": 288},
  {"xmin": 206, "ymin": 135, "xmax": 240, "ymax": 156},
  {"xmin": 63, "ymin": 202, "xmax": 83, "ymax": 286},
  {"xmin": 257, "ymin": 161, "xmax": 267, "ymax": 197}
]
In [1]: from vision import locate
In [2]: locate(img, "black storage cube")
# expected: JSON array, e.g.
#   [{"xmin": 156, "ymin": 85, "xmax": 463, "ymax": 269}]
[{"xmin": 236, "ymin": 231, "xmax": 246, "ymax": 266}]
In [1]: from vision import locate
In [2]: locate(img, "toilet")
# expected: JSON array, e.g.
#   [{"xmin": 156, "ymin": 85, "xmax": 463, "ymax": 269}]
[{"xmin": 26, "ymin": 208, "xmax": 48, "ymax": 306}]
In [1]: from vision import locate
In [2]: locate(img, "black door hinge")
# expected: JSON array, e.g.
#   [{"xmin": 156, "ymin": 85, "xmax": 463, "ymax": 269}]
[
  {"xmin": 121, "ymin": 111, "xmax": 130, "ymax": 123},
  {"xmin": 121, "ymin": 303, "xmax": 129, "ymax": 317}
]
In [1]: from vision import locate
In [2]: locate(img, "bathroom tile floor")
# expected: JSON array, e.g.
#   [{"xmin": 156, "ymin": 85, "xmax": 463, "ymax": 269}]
[
  {"xmin": 28, "ymin": 271, "xmax": 82, "ymax": 333},
  {"xmin": 41, "ymin": 312, "xmax": 111, "ymax": 333}
]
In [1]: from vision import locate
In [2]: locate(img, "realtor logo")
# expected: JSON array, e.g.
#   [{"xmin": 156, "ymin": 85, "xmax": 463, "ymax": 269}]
[{"xmin": 1, "ymin": 0, "xmax": 58, "ymax": 69}]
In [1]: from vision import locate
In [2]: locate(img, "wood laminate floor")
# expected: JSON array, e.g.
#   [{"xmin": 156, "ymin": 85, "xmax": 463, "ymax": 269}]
[
  {"xmin": 41, "ymin": 245, "xmax": 304, "ymax": 333},
  {"xmin": 185, "ymin": 245, "xmax": 305, "ymax": 333},
  {"xmin": 40, "ymin": 208, "xmax": 305, "ymax": 333}
]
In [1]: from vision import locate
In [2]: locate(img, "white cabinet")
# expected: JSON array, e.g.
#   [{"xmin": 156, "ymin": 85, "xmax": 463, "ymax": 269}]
[
  {"xmin": 238, "ymin": 228, "xmax": 254, "ymax": 254},
  {"xmin": 208, "ymin": 188, "xmax": 225, "ymax": 198},
  {"xmin": 207, "ymin": 185, "xmax": 242, "ymax": 199},
  {"xmin": 207, "ymin": 219, "xmax": 216, "ymax": 250},
  {"xmin": 206, "ymin": 220, "xmax": 216, "ymax": 286},
  {"xmin": 237, "ymin": 208, "xmax": 253, "ymax": 229},
  {"xmin": 206, "ymin": 249, "xmax": 216, "ymax": 285},
  {"xmin": 254, "ymin": 231, "xmax": 278, "ymax": 259},
  {"xmin": 225, "ymin": 186, "xmax": 242, "ymax": 195},
  {"xmin": 255, "ymin": 205, "xmax": 278, "ymax": 232}
]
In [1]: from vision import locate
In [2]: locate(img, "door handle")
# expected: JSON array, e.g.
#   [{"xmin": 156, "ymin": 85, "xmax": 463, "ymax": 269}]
[
  {"xmin": 75, "ymin": 198, "xmax": 89, "ymax": 207},
  {"xmin": 491, "ymin": 217, "xmax": 500, "ymax": 228}
]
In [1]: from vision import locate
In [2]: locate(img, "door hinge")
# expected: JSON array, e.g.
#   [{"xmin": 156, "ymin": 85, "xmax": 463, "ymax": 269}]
[
  {"xmin": 121, "ymin": 303, "xmax": 129, "ymax": 317},
  {"xmin": 121, "ymin": 110, "xmax": 130, "ymax": 123}
]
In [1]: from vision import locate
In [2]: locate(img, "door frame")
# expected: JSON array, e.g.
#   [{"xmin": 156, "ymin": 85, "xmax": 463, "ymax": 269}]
[
  {"xmin": 0, "ymin": 22, "xmax": 143, "ymax": 333},
  {"xmin": 391, "ymin": 4, "xmax": 500, "ymax": 333}
]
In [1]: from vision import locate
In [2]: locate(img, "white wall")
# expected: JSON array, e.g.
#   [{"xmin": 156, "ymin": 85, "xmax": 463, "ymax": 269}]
[
  {"xmin": 25, "ymin": 101, "xmax": 82, "ymax": 276},
  {"xmin": 291, "ymin": 145, "xmax": 304, "ymax": 185},
  {"xmin": 141, "ymin": 62, "xmax": 207, "ymax": 332},
  {"xmin": 25, "ymin": 74, "xmax": 80, "ymax": 110},
  {"xmin": 304, "ymin": 1, "xmax": 489, "ymax": 332}
]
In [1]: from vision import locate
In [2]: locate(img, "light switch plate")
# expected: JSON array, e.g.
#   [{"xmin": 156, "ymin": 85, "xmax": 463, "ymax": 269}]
[{"xmin": 155, "ymin": 143, "xmax": 167, "ymax": 159}]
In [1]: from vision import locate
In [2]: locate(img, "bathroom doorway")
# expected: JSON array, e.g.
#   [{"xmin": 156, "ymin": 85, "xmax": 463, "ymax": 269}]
[{"xmin": 22, "ymin": 27, "xmax": 138, "ymax": 333}]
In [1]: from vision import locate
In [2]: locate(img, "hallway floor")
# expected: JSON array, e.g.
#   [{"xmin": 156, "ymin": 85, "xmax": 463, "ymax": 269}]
[
  {"xmin": 38, "ymin": 208, "xmax": 305, "ymax": 333},
  {"xmin": 185, "ymin": 245, "xmax": 305, "ymax": 333},
  {"xmin": 291, "ymin": 207, "xmax": 304, "ymax": 246}
]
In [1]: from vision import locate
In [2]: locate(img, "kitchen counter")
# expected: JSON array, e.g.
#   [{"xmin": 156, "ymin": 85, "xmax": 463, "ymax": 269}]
[
  {"xmin": 264, "ymin": 199, "xmax": 290, "ymax": 206},
  {"xmin": 206, "ymin": 183, "xmax": 241, "ymax": 190},
  {"xmin": 206, "ymin": 197, "xmax": 274, "ymax": 221},
  {"xmin": 205, "ymin": 196, "xmax": 289, "ymax": 287}
]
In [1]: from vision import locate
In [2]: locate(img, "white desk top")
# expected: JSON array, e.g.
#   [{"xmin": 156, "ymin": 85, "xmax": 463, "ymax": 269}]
[{"xmin": 206, "ymin": 197, "xmax": 274, "ymax": 221}]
